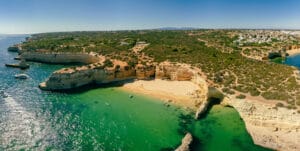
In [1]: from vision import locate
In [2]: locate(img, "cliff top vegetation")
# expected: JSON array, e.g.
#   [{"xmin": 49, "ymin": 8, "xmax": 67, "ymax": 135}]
[{"xmin": 20, "ymin": 30, "xmax": 300, "ymax": 110}]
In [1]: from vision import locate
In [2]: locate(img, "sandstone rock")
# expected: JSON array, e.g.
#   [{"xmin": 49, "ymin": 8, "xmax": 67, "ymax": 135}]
[
  {"xmin": 7, "ymin": 45, "xmax": 21, "ymax": 52},
  {"xmin": 135, "ymin": 64, "xmax": 156, "ymax": 80},
  {"xmin": 175, "ymin": 133, "xmax": 193, "ymax": 151},
  {"xmin": 40, "ymin": 60, "xmax": 136, "ymax": 90},
  {"xmin": 225, "ymin": 96, "xmax": 300, "ymax": 151},
  {"xmin": 195, "ymin": 101, "xmax": 209, "ymax": 119},
  {"xmin": 20, "ymin": 51, "xmax": 101, "ymax": 64},
  {"xmin": 155, "ymin": 62, "xmax": 194, "ymax": 81}
]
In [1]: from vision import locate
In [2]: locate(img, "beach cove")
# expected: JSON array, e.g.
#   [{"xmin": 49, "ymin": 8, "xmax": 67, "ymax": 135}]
[{"xmin": 0, "ymin": 36, "xmax": 272, "ymax": 150}]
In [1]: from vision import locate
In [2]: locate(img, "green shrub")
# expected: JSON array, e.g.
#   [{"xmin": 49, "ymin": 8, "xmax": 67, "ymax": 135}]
[
  {"xmin": 103, "ymin": 59, "xmax": 113, "ymax": 67},
  {"xmin": 236, "ymin": 94, "xmax": 246, "ymax": 99},
  {"xmin": 249, "ymin": 88, "xmax": 261, "ymax": 96},
  {"xmin": 222, "ymin": 87, "xmax": 235, "ymax": 95},
  {"xmin": 275, "ymin": 102, "xmax": 284, "ymax": 107}
]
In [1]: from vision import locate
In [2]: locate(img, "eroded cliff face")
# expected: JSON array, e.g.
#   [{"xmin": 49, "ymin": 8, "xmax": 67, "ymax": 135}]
[
  {"xmin": 135, "ymin": 64, "xmax": 156, "ymax": 80},
  {"xmin": 155, "ymin": 62, "xmax": 194, "ymax": 81},
  {"xmin": 155, "ymin": 62, "xmax": 209, "ymax": 118},
  {"xmin": 222, "ymin": 97, "xmax": 300, "ymax": 151},
  {"xmin": 156, "ymin": 62, "xmax": 300, "ymax": 150},
  {"xmin": 40, "ymin": 61, "xmax": 210, "ymax": 115},
  {"xmin": 175, "ymin": 133, "xmax": 193, "ymax": 151},
  {"xmin": 21, "ymin": 51, "xmax": 101, "ymax": 64},
  {"xmin": 39, "ymin": 60, "xmax": 136, "ymax": 90},
  {"xmin": 39, "ymin": 59, "xmax": 210, "ymax": 122}
]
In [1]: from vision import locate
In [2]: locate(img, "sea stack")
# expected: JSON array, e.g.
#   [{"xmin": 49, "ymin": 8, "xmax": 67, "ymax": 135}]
[{"xmin": 175, "ymin": 133, "xmax": 193, "ymax": 151}]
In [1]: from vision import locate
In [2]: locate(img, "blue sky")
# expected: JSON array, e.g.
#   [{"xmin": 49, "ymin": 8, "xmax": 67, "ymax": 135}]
[{"xmin": 0, "ymin": 0, "xmax": 300, "ymax": 34}]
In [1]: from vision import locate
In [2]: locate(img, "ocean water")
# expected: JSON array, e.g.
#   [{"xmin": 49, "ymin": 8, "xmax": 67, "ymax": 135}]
[
  {"xmin": 272, "ymin": 55, "xmax": 300, "ymax": 68},
  {"xmin": 0, "ymin": 36, "xmax": 270, "ymax": 151},
  {"xmin": 191, "ymin": 105, "xmax": 271, "ymax": 151},
  {"xmin": 284, "ymin": 54, "xmax": 300, "ymax": 68}
]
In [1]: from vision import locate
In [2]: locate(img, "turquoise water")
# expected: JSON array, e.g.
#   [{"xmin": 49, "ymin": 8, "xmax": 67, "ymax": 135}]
[
  {"xmin": 191, "ymin": 105, "xmax": 271, "ymax": 151},
  {"xmin": 284, "ymin": 54, "xmax": 300, "ymax": 68},
  {"xmin": 0, "ymin": 36, "xmax": 270, "ymax": 150},
  {"xmin": 271, "ymin": 55, "xmax": 300, "ymax": 68}
]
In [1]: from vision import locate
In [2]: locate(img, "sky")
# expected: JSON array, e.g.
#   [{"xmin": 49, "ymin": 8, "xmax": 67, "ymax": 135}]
[{"xmin": 0, "ymin": 0, "xmax": 300, "ymax": 34}]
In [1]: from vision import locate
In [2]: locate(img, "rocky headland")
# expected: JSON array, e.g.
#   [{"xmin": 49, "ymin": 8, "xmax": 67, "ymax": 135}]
[
  {"xmin": 39, "ymin": 58, "xmax": 136, "ymax": 90},
  {"xmin": 222, "ymin": 96, "xmax": 300, "ymax": 151},
  {"xmin": 175, "ymin": 133, "xmax": 193, "ymax": 151}
]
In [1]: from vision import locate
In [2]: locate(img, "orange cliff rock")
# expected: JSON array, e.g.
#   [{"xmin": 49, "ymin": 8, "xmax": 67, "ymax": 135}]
[{"xmin": 39, "ymin": 60, "xmax": 136, "ymax": 90}]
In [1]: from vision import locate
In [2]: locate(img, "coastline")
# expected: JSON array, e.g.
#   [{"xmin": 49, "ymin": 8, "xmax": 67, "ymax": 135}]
[
  {"xmin": 287, "ymin": 48, "xmax": 300, "ymax": 56},
  {"xmin": 119, "ymin": 79, "xmax": 201, "ymax": 110},
  {"xmin": 8, "ymin": 31, "xmax": 300, "ymax": 151},
  {"xmin": 222, "ymin": 96, "xmax": 300, "ymax": 151},
  {"xmin": 1, "ymin": 35, "xmax": 274, "ymax": 151}
]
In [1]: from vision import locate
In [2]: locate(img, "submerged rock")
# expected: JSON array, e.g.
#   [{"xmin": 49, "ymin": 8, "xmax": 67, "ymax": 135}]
[
  {"xmin": 175, "ymin": 133, "xmax": 193, "ymax": 151},
  {"xmin": 5, "ymin": 61, "xmax": 29, "ymax": 69},
  {"xmin": 0, "ymin": 90, "xmax": 8, "ymax": 98},
  {"xmin": 5, "ymin": 59, "xmax": 29, "ymax": 70},
  {"xmin": 195, "ymin": 100, "xmax": 209, "ymax": 119}
]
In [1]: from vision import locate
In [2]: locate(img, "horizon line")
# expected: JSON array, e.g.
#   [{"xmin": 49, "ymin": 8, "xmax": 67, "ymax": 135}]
[{"xmin": 2, "ymin": 27, "xmax": 300, "ymax": 35}]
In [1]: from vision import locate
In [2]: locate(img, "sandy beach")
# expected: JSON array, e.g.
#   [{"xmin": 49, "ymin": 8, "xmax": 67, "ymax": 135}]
[
  {"xmin": 287, "ymin": 48, "xmax": 300, "ymax": 56},
  {"xmin": 120, "ymin": 79, "xmax": 201, "ymax": 109}
]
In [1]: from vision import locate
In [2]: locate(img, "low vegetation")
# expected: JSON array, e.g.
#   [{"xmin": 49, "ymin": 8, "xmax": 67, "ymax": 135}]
[{"xmin": 21, "ymin": 30, "xmax": 300, "ymax": 109}]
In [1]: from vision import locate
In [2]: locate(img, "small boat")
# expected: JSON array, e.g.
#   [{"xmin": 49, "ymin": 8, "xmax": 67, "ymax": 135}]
[
  {"xmin": 14, "ymin": 74, "xmax": 29, "ymax": 79},
  {"xmin": 14, "ymin": 56, "xmax": 21, "ymax": 60},
  {"xmin": 5, "ymin": 59, "xmax": 29, "ymax": 69},
  {"xmin": 5, "ymin": 63, "xmax": 29, "ymax": 69}
]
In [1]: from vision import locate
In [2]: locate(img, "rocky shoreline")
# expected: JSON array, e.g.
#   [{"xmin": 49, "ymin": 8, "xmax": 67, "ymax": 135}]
[
  {"xmin": 21, "ymin": 51, "xmax": 101, "ymax": 64},
  {"xmin": 175, "ymin": 133, "xmax": 193, "ymax": 151},
  {"xmin": 287, "ymin": 47, "xmax": 300, "ymax": 56},
  {"xmin": 222, "ymin": 96, "xmax": 300, "ymax": 151},
  {"xmin": 33, "ymin": 57, "xmax": 300, "ymax": 151},
  {"xmin": 39, "ymin": 61, "xmax": 210, "ymax": 116},
  {"xmin": 8, "ymin": 45, "xmax": 299, "ymax": 150},
  {"xmin": 39, "ymin": 59, "xmax": 137, "ymax": 90}
]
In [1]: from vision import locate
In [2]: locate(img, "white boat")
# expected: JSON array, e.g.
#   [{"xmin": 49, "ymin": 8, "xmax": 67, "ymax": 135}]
[{"xmin": 14, "ymin": 74, "xmax": 29, "ymax": 79}]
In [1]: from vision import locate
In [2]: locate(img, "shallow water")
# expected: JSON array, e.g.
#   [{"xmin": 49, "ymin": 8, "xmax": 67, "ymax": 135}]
[
  {"xmin": 191, "ymin": 105, "xmax": 271, "ymax": 151},
  {"xmin": 272, "ymin": 55, "xmax": 300, "ymax": 68},
  {"xmin": 0, "ymin": 36, "xmax": 270, "ymax": 150},
  {"xmin": 284, "ymin": 54, "xmax": 300, "ymax": 68}
]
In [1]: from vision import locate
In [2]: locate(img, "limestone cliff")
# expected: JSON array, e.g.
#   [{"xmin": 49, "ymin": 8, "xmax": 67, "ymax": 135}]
[
  {"xmin": 7, "ymin": 45, "xmax": 22, "ymax": 52},
  {"xmin": 175, "ymin": 133, "xmax": 193, "ymax": 151},
  {"xmin": 155, "ymin": 62, "xmax": 194, "ymax": 81},
  {"xmin": 155, "ymin": 62, "xmax": 209, "ymax": 118},
  {"xmin": 39, "ymin": 61, "xmax": 210, "ymax": 116},
  {"xmin": 21, "ymin": 51, "xmax": 101, "ymax": 64},
  {"xmin": 38, "ymin": 58, "xmax": 209, "ymax": 116},
  {"xmin": 135, "ymin": 64, "xmax": 156, "ymax": 80},
  {"xmin": 39, "ymin": 60, "xmax": 136, "ymax": 90},
  {"xmin": 222, "ymin": 96, "xmax": 300, "ymax": 151}
]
